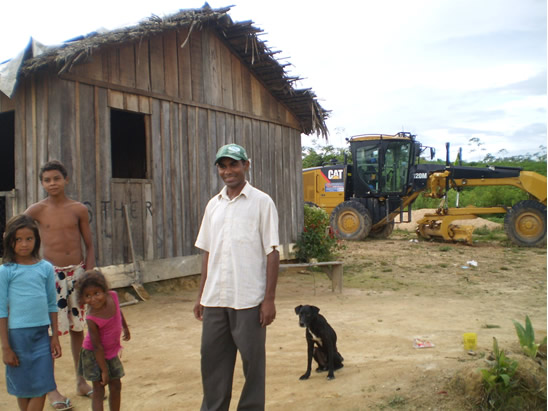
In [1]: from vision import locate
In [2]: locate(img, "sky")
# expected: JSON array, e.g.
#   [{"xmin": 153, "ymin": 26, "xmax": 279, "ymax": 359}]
[{"xmin": 1, "ymin": 0, "xmax": 546, "ymax": 161}]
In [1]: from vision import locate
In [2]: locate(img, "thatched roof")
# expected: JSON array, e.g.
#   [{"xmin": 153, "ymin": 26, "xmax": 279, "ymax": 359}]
[{"xmin": 12, "ymin": 4, "xmax": 329, "ymax": 137}]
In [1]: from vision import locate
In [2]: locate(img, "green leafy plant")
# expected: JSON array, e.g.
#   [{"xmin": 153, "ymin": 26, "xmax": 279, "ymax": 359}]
[
  {"xmin": 480, "ymin": 337, "xmax": 519, "ymax": 409},
  {"xmin": 512, "ymin": 315, "xmax": 547, "ymax": 359},
  {"xmin": 294, "ymin": 205, "xmax": 343, "ymax": 262}
]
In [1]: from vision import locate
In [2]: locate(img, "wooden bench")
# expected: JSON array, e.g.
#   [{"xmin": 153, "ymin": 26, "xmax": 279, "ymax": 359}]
[{"xmin": 279, "ymin": 261, "xmax": 343, "ymax": 293}]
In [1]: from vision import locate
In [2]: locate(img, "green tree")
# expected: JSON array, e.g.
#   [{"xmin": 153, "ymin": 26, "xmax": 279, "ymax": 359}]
[{"xmin": 302, "ymin": 140, "xmax": 347, "ymax": 168}]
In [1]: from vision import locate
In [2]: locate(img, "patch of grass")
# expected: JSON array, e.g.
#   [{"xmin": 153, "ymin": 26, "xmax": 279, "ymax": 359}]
[
  {"xmin": 342, "ymin": 263, "xmax": 364, "ymax": 274},
  {"xmin": 474, "ymin": 227, "xmax": 508, "ymax": 243},
  {"xmin": 474, "ymin": 226, "xmax": 495, "ymax": 236},
  {"xmin": 485, "ymin": 215, "xmax": 505, "ymax": 224},
  {"xmin": 393, "ymin": 229, "xmax": 413, "ymax": 239},
  {"xmin": 439, "ymin": 246, "xmax": 452, "ymax": 252},
  {"xmin": 500, "ymin": 267, "xmax": 510, "ymax": 271},
  {"xmin": 343, "ymin": 268, "xmax": 412, "ymax": 291},
  {"xmin": 387, "ymin": 395, "xmax": 406, "ymax": 408},
  {"xmin": 499, "ymin": 239, "xmax": 514, "ymax": 248},
  {"xmin": 439, "ymin": 263, "xmax": 448, "ymax": 268}
]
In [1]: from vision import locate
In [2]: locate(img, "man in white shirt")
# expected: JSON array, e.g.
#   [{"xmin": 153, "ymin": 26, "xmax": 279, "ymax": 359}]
[{"xmin": 194, "ymin": 143, "xmax": 280, "ymax": 411}]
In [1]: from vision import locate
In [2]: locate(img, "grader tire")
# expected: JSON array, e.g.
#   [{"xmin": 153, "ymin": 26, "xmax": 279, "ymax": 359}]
[
  {"xmin": 330, "ymin": 201, "xmax": 372, "ymax": 241},
  {"xmin": 369, "ymin": 221, "xmax": 395, "ymax": 239},
  {"xmin": 504, "ymin": 200, "xmax": 547, "ymax": 247}
]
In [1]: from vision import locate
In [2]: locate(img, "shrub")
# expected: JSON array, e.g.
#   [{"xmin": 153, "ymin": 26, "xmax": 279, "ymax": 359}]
[
  {"xmin": 479, "ymin": 336, "xmax": 547, "ymax": 409},
  {"xmin": 294, "ymin": 205, "xmax": 342, "ymax": 262},
  {"xmin": 480, "ymin": 337, "xmax": 519, "ymax": 409},
  {"xmin": 513, "ymin": 315, "xmax": 547, "ymax": 359}
]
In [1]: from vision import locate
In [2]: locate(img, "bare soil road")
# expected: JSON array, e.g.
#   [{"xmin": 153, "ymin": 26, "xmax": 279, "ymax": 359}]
[{"xmin": 0, "ymin": 223, "xmax": 545, "ymax": 410}]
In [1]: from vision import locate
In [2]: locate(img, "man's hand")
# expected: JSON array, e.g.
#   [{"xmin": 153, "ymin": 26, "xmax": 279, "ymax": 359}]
[
  {"xmin": 260, "ymin": 299, "xmax": 276, "ymax": 327},
  {"xmin": 193, "ymin": 301, "xmax": 204, "ymax": 321}
]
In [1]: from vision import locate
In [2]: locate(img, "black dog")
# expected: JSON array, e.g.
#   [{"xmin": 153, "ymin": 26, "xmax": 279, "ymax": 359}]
[{"xmin": 295, "ymin": 305, "xmax": 344, "ymax": 380}]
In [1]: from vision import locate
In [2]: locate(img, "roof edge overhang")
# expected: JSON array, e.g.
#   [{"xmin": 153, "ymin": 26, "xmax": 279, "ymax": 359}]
[{"xmin": 1, "ymin": 4, "xmax": 329, "ymax": 137}]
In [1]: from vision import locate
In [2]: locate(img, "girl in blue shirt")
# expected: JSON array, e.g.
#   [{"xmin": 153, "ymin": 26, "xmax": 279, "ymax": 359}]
[{"xmin": 0, "ymin": 215, "xmax": 61, "ymax": 411}]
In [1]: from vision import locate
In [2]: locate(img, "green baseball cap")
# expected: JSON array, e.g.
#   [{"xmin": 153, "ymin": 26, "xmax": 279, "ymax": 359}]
[{"xmin": 214, "ymin": 143, "xmax": 249, "ymax": 164}]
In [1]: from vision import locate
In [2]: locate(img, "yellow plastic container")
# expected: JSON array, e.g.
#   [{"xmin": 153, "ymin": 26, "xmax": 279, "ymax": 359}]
[{"xmin": 463, "ymin": 333, "xmax": 477, "ymax": 350}]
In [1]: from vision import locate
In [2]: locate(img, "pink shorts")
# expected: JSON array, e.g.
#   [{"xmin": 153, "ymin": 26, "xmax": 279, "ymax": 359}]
[{"xmin": 54, "ymin": 263, "xmax": 86, "ymax": 335}]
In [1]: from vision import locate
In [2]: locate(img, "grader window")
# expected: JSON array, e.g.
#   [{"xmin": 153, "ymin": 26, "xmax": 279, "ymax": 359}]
[
  {"xmin": 110, "ymin": 109, "xmax": 148, "ymax": 179},
  {"xmin": 382, "ymin": 142, "xmax": 411, "ymax": 193},
  {"xmin": 356, "ymin": 146, "xmax": 379, "ymax": 192}
]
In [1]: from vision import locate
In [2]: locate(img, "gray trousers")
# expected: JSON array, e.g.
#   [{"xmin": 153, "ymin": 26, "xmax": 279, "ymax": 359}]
[{"xmin": 200, "ymin": 306, "xmax": 266, "ymax": 411}]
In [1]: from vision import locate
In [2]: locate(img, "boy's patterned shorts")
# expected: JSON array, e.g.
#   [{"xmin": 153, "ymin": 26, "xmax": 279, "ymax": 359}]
[{"xmin": 54, "ymin": 263, "xmax": 86, "ymax": 335}]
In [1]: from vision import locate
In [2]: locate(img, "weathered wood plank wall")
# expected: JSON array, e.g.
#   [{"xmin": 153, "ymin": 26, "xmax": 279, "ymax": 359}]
[{"xmin": 1, "ymin": 27, "xmax": 305, "ymax": 267}]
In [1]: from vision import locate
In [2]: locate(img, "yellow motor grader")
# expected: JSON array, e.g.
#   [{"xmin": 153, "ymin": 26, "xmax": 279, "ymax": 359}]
[{"xmin": 302, "ymin": 132, "xmax": 547, "ymax": 246}]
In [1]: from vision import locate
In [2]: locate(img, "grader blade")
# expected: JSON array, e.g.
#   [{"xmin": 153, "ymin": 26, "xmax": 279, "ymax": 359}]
[{"xmin": 415, "ymin": 207, "xmax": 506, "ymax": 244}]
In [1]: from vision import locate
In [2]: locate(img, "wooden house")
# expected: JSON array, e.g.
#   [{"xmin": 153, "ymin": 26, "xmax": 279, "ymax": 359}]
[{"xmin": 0, "ymin": 5, "xmax": 328, "ymax": 286}]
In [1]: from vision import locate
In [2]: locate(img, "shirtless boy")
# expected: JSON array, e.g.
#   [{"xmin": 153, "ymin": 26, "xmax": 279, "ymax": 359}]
[{"xmin": 25, "ymin": 160, "xmax": 95, "ymax": 410}]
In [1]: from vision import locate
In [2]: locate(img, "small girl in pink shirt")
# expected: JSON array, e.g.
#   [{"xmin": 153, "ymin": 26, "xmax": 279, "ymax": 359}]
[{"xmin": 76, "ymin": 270, "xmax": 130, "ymax": 411}]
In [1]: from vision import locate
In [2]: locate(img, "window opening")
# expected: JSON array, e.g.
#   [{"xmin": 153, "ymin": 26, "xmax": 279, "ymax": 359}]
[
  {"xmin": 0, "ymin": 110, "xmax": 15, "ymax": 257},
  {"xmin": 0, "ymin": 111, "xmax": 15, "ymax": 191},
  {"xmin": 110, "ymin": 109, "xmax": 147, "ymax": 179}
]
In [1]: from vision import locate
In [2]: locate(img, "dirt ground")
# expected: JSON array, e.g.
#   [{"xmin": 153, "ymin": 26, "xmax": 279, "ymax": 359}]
[{"xmin": 0, "ymin": 215, "xmax": 546, "ymax": 410}]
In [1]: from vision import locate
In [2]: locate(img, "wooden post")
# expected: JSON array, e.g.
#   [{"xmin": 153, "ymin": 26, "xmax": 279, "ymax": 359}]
[{"xmin": 124, "ymin": 204, "xmax": 149, "ymax": 300}]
